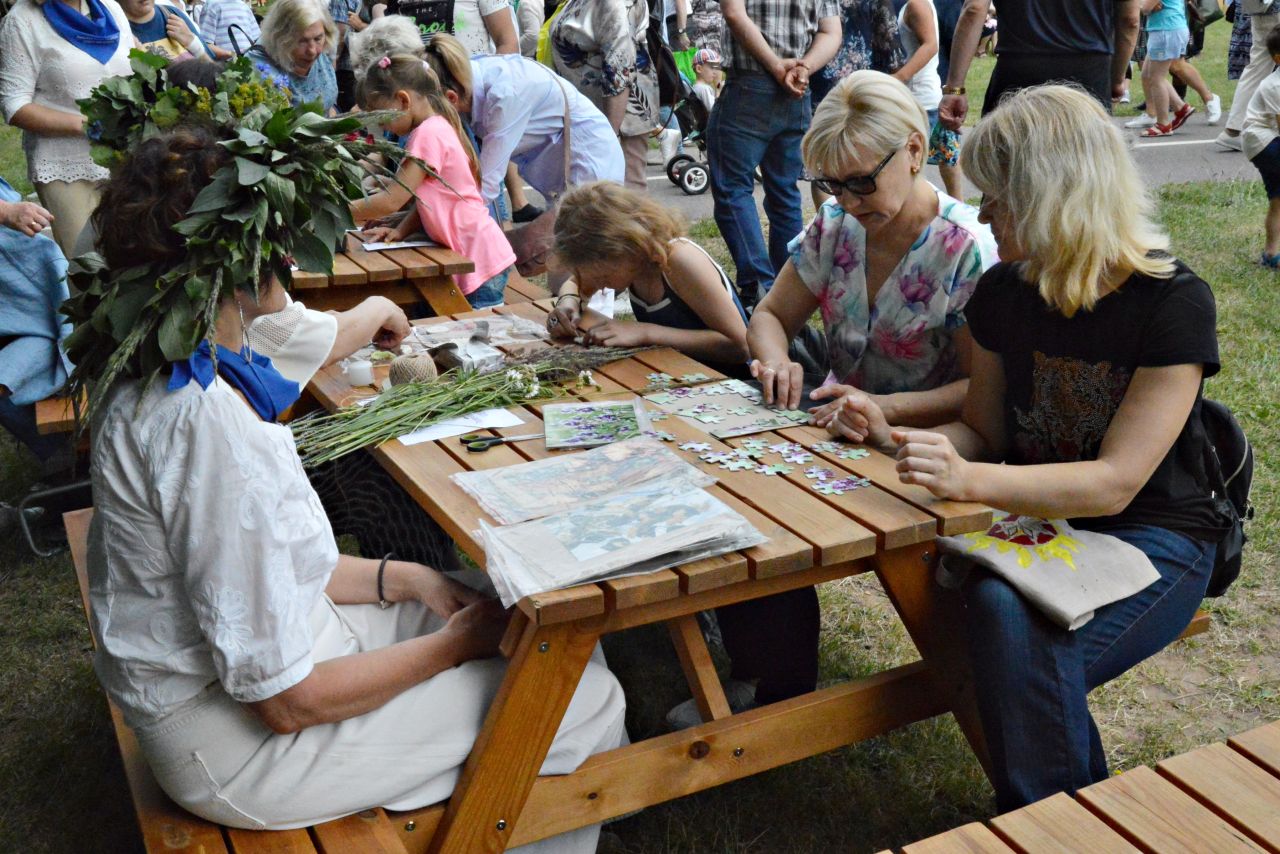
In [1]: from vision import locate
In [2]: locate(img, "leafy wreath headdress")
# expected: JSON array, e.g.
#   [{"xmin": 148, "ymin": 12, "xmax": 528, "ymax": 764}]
[{"xmin": 63, "ymin": 51, "xmax": 420, "ymax": 419}]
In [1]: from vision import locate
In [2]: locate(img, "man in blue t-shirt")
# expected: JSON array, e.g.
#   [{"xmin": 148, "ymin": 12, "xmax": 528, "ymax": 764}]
[{"xmin": 939, "ymin": 0, "xmax": 1140, "ymax": 129}]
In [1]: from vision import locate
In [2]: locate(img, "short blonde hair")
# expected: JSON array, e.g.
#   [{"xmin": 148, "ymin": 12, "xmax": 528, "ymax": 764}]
[
  {"xmin": 553, "ymin": 182, "xmax": 686, "ymax": 270},
  {"xmin": 260, "ymin": 0, "xmax": 337, "ymax": 69},
  {"xmin": 961, "ymin": 84, "xmax": 1174, "ymax": 317},
  {"xmin": 802, "ymin": 70, "xmax": 928, "ymax": 177},
  {"xmin": 349, "ymin": 15, "xmax": 424, "ymax": 79}
]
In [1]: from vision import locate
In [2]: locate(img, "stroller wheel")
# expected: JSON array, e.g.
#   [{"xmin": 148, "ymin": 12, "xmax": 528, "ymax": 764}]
[
  {"xmin": 680, "ymin": 163, "xmax": 709, "ymax": 195},
  {"xmin": 666, "ymin": 153, "xmax": 695, "ymax": 186}
]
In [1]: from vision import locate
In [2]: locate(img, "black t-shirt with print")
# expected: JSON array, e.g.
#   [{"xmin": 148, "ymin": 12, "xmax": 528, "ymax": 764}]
[{"xmin": 966, "ymin": 259, "xmax": 1229, "ymax": 541}]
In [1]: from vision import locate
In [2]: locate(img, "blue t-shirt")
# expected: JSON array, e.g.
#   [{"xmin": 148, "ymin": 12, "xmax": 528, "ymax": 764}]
[
  {"xmin": 129, "ymin": 5, "xmax": 217, "ymax": 60},
  {"xmin": 1147, "ymin": 0, "xmax": 1188, "ymax": 31},
  {"xmin": 247, "ymin": 45, "xmax": 338, "ymax": 112}
]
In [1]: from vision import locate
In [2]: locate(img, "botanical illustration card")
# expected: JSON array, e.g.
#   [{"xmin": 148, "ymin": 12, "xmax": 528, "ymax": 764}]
[
  {"xmin": 542, "ymin": 400, "xmax": 651, "ymax": 449},
  {"xmin": 643, "ymin": 378, "xmax": 811, "ymax": 439},
  {"xmin": 451, "ymin": 436, "xmax": 713, "ymax": 525}
]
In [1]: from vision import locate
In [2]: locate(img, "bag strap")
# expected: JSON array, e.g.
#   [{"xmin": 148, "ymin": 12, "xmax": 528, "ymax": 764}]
[
  {"xmin": 227, "ymin": 22, "xmax": 256, "ymax": 57},
  {"xmin": 539, "ymin": 64, "xmax": 573, "ymax": 196}
]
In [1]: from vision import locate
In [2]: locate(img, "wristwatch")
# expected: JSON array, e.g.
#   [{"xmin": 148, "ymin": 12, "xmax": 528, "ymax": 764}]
[{"xmin": 942, "ymin": 85, "xmax": 966, "ymax": 95}]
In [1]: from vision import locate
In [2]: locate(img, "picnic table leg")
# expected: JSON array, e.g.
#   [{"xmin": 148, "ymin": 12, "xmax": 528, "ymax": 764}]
[
  {"xmin": 425, "ymin": 617, "xmax": 602, "ymax": 854},
  {"xmin": 667, "ymin": 614, "xmax": 732, "ymax": 722},
  {"xmin": 412, "ymin": 276, "xmax": 474, "ymax": 316},
  {"xmin": 873, "ymin": 544, "xmax": 995, "ymax": 784}
]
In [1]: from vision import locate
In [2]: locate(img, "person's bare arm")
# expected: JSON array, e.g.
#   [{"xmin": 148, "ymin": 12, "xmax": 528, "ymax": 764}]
[
  {"xmin": 483, "ymin": 6, "xmax": 520, "ymax": 54},
  {"xmin": 746, "ymin": 261, "xmax": 820, "ymax": 408},
  {"xmin": 894, "ymin": 0, "xmax": 938, "ymax": 82},
  {"xmin": 938, "ymin": 0, "xmax": 987, "ymax": 129},
  {"xmin": 325, "ymin": 296, "xmax": 412, "ymax": 363},
  {"xmin": 349, "ymin": 159, "xmax": 424, "ymax": 222},
  {"xmin": 8, "ymin": 104, "xmax": 85, "ymax": 137}
]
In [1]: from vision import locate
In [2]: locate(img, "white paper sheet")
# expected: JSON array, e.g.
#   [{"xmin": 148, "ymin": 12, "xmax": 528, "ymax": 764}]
[
  {"xmin": 397, "ymin": 408, "xmax": 525, "ymax": 446},
  {"xmin": 361, "ymin": 238, "xmax": 440, "ymax": 252},
  {"xmin": 588, "ymin": 289, "xmax": 615, "ymax": 318}
]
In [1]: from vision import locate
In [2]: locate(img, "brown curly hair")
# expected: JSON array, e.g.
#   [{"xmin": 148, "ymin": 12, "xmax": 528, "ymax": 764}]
[
  {"xmin": 92, "ymin": 124, "xmax": 229, "ymax": 271},
  {"xmin": 552, "ymin": 182, "xmax": 687, "ymax": 270}
]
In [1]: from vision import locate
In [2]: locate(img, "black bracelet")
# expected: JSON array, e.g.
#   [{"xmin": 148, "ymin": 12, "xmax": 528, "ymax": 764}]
[{"xmin": 377, "ymin": 552, "xmax": 395, "ymax": 609}]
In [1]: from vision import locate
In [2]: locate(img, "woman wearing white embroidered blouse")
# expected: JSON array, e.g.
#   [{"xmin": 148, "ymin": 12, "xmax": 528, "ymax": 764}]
[
  {"xmin": 82, "ymin": 128, "xmax": 625, "ymax": 846},
  {"xmin": 0, "ymin": 0, "xmax": 135, "ymax": 253}
]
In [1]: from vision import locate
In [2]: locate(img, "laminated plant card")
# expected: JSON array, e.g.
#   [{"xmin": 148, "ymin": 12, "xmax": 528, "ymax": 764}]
[
  {"xmin": 451, "ymin": 436, "xmax": 714, "ymax": 525},
  {"xmin": 542, "ymin": 399, "xmax": 651, "ymax": 449},
  {"xmin": 643, "ymin": 378, "xmax": 811, "ymax": 439}
]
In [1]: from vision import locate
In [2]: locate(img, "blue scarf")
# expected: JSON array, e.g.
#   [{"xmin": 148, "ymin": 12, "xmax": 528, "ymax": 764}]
[
  {"xmin": 41, "ymin": 0, "xmax": 121, "ymax": 65},
  {"xmin": 169, "ymin": 341, "xmax": 301, "ymax": 423}
]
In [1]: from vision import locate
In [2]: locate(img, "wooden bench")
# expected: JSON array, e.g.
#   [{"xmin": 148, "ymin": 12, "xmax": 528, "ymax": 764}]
[{"xmin": 885, "ymin": 717, "xmax": 1280, "ymax": 853}]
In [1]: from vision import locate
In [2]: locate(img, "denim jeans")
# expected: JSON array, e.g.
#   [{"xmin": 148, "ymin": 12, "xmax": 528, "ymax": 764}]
[
  {"xmin": 466, "ymin": 266, "xmax": 511, "ymax": 309},
  {"xmin": 962, "ymin": 524, "xmax": 1215, "ymax": 812},
  {"xmin": 0, "ymin": 396, "xmax": 66, "ymax": 461},
  {"xmin": 707, "ymin": 72, "xmax": 810, "ymax": 305}
]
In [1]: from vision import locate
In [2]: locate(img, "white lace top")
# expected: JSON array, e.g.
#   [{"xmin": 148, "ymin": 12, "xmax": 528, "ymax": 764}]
[
  {"xmin": 0, "ymin": 0, "xmax": 134, "ymax": 184},
  {"xmin": 88, "ymin": 378, "xmax": 340, "ymax": 728}
]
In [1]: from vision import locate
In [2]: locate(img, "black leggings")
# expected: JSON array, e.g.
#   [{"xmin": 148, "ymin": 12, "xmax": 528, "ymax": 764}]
[
  {"xmin": 983, "ymin": 52, "xmax": 1112, "ymax": 115},
  {"xmin": 716, "ymin": 585, "xmax": 820, "ymax": 704}
]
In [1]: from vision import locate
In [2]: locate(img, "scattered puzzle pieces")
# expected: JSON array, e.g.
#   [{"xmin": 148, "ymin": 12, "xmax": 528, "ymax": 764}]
[
  {"xmin": 783, "ymin": 451, "xmax": 814, "ymax": 465},
  {"xmin": 728, "ymin": 406, "xmax": 756, "ymax": 416},
  {"xmin": 642, "ymin": 429, "xmax": 675, "ymax": 442},
  {"xmin": 804, "ymin": 466, "xmax": 836, "ymax": 480},
  {"xmin": 646, "ymin": 372, "xmax": 675, "ymax": 386},
  {"xmin": 813, "ymin": 476, "xmax": 872, "ymax": 495},
  {"xmin": 757, "ymin": 463, "xmax": 794, "ymax": 477},
  {"xmin": 678, "ymin": 441, "xmax": 711, "ymax": 453},
  {"xmin": 810, "ymin": 441, "xmax": 842, "ymax": 454},
  {"xmin": 733, "ymin": 447, "xmax": 764, "ymax": 459},
  {"xmin": 647, "ymin": 393, "xmax": 676, "ymax": 405},
  {"xmin": 700, "ymin": 451, "xmax": 733, "ymax": 465},
  {"xmin": 813, "ymin": 481, "xmax": 841, "ymax": 495},
  {"xmin": 722, "ymin": 458, "xmax": 757, "ymax": 471},
  {"xmin": 781, "ymin": 410, "xmax": 811, "ymax": 423},
  {"xmin": 680, "ymin": 372, "xmax": 711, "ymax": 383},
  {"xmin": 741, "ymin": 438, "xmax": 769, "ymax": 452},
  {"xmin": 649, "ymin": 412, "xmax": 669, "ymax": 421},
  {"xmin": 836, "ymin": 448, "xmax": 871, "ymax": 460},
  {"xmin": 695, "ymin": 414, "xmax": 724, "ymax": 424}
]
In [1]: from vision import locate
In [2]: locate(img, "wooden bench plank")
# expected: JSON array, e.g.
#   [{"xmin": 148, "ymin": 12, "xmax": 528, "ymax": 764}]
[
  {"xmin": 1158, "ymin": 742, "xmax": 1280, "ymax": 852},
  {"xmin": 311, "ymin": 809, "xmax": 408, "ymax": 853},
  {"xmin": 226, "ymin": 827, "xmax": 316, "ymax": 852},
  {"xmin": 1077, "ymin": 765, "xmax": 1266, "ymax": 853},
  {"xmin": 1229, "ymin": 720, "xmax": 1280, "ymax": 778},
  {"xmin": 989, "ymin": 792, "xmax": 1139, "ymax": 854},
  {"xmin": 1178, "ymin": 609, "xmax": 1211, "ymax": 641},
  {"xmin": 344, "ymin": 233, "xmax": 410, "ymax": 282},
  {"xmin": 36, "ymin": 394, "xmax": 79, "ymax": 435},
  {"xmin": 290, "ymin": 269, "xmax": 330, "ymax": 290},
  {"xmin": 901, "ymin": 823, "xmax": 1016, "ymax": 854}
]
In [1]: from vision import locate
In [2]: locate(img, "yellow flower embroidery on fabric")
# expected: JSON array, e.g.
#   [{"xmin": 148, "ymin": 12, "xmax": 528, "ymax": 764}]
[{"xmin": 961, "ymin": 515, "xmax": 1083, "ymax": 569}]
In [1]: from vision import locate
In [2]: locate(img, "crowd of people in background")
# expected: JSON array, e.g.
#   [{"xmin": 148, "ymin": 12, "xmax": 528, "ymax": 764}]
[{"xmin": 0, "ymin": 0, "xmax": 1262, "ymax": 842}]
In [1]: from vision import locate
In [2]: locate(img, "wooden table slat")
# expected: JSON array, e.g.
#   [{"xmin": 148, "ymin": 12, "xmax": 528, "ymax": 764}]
[
  {"xmin": 290, "ymin": 268, "xmax": 329, "ymax": 289},
  {"xmin": 519, "ymin": 585, "xmax": 606, "ymax": 626},
  {"xmin": 329, "ymin": 252, "xmax": 370, "ymax": 286},
  {"xmin": 900, "ymin": 822, "xmax": 1016, "ymax": 854},
  {"xmin": 1229, "ymin": 720, "xmax": 1280, "ymax": 779},
  {"xmin": 416, "ymin": 246, "xmax": 474, "ymax": 276},
  {"xmin": 1076, "ymin": 765, "xmax": 1266, "ymax": 853},
  {"xmin": 600, "ymin": 570, "xmax": 681, "ymax": 611},
  {"xmin": 310, "ymin": 808, "xmax": 408, "ymax": 853},
  {"xmin": 989, "ymin": 792, "xmax": 1139, "ymax": 854},
  {"xmin": 673, "ymin": 551, "xmax": 751, "ymax": 594},
  {"xmin": 374, "ymin": 441, "xmax": 494, "ymax": 565},
  {"xmin": 630, "ymin": 348, "xmax": 726, "ymax": 381},
  {"xmin": 779, "ymin": 425, "xmax": 993, "ymax": 535},
  {"xmin": 1158, "ymin": 742, "xmax": 1280, "ymax": 852},
  {"xmin": 344, "ymin": 233, "xmax": 409, "ymax": 281},
  {"xmin": 226, "ymin": 827, "xmax": 317, "ymax": 853}
]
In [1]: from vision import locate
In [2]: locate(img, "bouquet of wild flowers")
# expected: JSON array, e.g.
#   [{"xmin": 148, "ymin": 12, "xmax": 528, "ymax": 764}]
[{"xmin": 290, "ymin": 347, "xmax": 654, "ymax": 467}]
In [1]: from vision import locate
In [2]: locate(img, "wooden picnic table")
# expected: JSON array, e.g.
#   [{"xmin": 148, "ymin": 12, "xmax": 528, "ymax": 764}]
[
  {"xmin": 306, "ymin": 298, "xmax": 999, "ymax": 853},
  {"xmin": 291, "ymin": 233, "xmax": 477, "ymax": 316}
]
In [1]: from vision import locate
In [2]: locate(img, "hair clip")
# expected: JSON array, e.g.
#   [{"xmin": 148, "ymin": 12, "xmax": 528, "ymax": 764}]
[{"xmin": 378, "ymin": 56, "xmax": 391, "ymax": 69}]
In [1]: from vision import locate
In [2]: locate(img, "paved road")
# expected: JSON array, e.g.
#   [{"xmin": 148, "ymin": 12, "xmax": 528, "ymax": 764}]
[{"xmin": 640, "ymin": 111, "xmax": 1259, "ymax": 225}]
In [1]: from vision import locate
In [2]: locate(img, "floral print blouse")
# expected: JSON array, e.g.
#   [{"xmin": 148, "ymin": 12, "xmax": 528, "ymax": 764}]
[
  {"xmin": 550, "ymin": 0, "xmax": 658, "ymax": 136},
  {"xmin": 788, "ymin": 192, "xmax": 999, "ymax": 395}
]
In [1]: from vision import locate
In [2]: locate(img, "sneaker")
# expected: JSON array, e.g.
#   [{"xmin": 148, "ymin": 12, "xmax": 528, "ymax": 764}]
[
  {"xmin": 1215, "ymin": 131, "xmax": 1244, "ymax": 151},
  {"xmin": 1124, "ymin": 113, "xmax": 1157, "ymax": 128},
  {"xmin": 1206, "ymin": 94, "xmax": 1222, "ymax": 125},
  {"xmin": 1261, "ymin": 251, "xmax": 1280, "ymax": 269},
  {"xmin": 511, "ymin": 203, "xmax": 544, "ymax": 223},
  {"xmin": 1119, "ymin": 92, "xmax": 1131, "ymax": 104},
  {"xmin": 665, "ymin": 679, "xmax": 758, "ymax": 731},
  {"xmin": 1169, "ymin": 103, "xmax": 1196, "ymax": 131}
]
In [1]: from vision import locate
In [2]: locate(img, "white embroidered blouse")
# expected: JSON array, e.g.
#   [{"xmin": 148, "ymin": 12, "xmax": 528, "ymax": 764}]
[
  {"xmin": 88, "ymin": 378, "xmax": 339, "ymax": 728},
  {"xmin": 0, "ymin": 0, "xmax": 134, "ymax": 185}
]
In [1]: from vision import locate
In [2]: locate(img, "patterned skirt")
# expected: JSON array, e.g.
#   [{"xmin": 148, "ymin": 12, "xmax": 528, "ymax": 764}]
[{"xmin": 1229, "ymin": 11, "xmax": 1252, "ymax": 80}]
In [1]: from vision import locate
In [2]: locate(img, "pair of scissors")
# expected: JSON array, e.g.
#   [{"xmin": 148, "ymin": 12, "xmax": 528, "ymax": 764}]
[{"xmin": 458, "ymin": 432, "xmax": 544, "ymax": 453}]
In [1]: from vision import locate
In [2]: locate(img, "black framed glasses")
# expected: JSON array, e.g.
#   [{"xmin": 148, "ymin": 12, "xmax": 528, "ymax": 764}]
[{"xmin": 812, "ymin": 148, "xmax": 899, "ymax": 197}]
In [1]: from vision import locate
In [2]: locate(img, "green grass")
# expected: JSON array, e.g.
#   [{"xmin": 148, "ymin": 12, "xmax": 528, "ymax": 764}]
[
  {"xmin": 1, "ymin": 28, "xmax": 1277, "ymax": 852},
  {"xmin": 0, "ymin": 125, "xmax": 32, "ymax": 196}
]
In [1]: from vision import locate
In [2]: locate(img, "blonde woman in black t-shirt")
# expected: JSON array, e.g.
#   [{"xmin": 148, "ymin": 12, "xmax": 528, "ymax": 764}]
[{"xmin": 833, "ymin": 84, "xmax": 1228, "ymax": 812}]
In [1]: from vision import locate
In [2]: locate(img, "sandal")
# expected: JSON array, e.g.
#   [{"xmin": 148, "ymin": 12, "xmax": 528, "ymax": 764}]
[
  {"xmin": 1140, "ymin": 123, "xmax": 1173, "ymax": 138},
  {"xmin": 1170, "ymin": 103, "xmax": 1196, "ymax": 131}
]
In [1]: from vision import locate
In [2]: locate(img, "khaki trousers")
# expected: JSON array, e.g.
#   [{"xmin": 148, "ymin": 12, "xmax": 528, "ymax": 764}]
[{"xmin": 35, "ymin": 179, "xmax": 100, "ymax": 257}]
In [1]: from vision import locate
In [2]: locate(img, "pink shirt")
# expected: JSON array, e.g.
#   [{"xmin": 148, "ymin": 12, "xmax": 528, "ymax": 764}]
[{"xmin": 405, "ymin": 115, "xmax": 516, "ymax": 294}]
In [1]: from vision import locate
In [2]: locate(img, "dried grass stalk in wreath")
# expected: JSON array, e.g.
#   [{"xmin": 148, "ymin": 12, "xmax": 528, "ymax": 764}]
[{"xmin": 290, "ymin": 347, "xmax": 654, "ymax": 466}]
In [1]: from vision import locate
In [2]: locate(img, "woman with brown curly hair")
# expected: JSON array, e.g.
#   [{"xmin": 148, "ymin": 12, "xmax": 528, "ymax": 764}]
[{"xmin": 83, "ymin": 126, "xmax": 625, "ymax": 841}]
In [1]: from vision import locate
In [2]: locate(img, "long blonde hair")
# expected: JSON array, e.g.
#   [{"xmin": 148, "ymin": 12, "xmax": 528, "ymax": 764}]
[
  {"xmin": 961, "ymin": 84, "xmax": 1174, "ymax": 316},
  {"xmin": 553, "ymin": 182, "xmax": 686, "ymax": 269},
  {"xmin": 422, "ymin": 33, "xmax": 474, "ymax": 105},
  {"xmin": 357, "ymin": 54, "xmax": 481, "ymax": 185}
]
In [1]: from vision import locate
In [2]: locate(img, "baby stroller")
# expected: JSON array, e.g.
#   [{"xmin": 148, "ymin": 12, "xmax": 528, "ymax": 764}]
[{"xmin": 663, "ymin": 79, "xmax": 711, "ymax": 196}]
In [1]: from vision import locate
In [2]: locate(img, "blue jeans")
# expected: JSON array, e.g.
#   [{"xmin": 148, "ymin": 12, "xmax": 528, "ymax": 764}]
[
  {"xmin": 466, "ymin": 267, "xmax": 511, "ymax": 309},
  {"xmin": 0, "ymin": 396, "xmax": 66, "ymax": 461},
  {"xmin": 707, "ymin": 72, "xmax": 810, "ymax": 305},
  {"xmin": 963, "ymin": 524, "xmax": 1215, "ymax": 812}
]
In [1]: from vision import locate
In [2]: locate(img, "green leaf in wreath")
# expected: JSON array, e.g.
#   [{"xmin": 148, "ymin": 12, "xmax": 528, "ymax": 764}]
[
  {"xmin": 158, "ymin": 295, "xmax": 196, "ymax": 361},
  {"xmin": 187, "ymin": 167, "xmax": 237, "ymax": 214},
  {"xmin": 291, "ymin": 230, "xmax": 333, "ymax": 273},
  {"xmin": 235, "ymin": 156, "xmax": 271, "ymax": 186}
]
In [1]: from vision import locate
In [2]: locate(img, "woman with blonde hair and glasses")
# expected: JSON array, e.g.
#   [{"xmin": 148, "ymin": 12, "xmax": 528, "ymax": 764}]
[
  {"xmin": 246, "ymin": 0, "xmax": 339, "ymax": 112},
  {"xmin": 846, "ymin": 84, "xmax": 1228, "ymax": 811}
]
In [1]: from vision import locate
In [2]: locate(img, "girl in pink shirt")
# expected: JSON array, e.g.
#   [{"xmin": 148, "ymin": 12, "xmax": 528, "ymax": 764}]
[{"xmin": 352, "ymin": 55, "xmax": 516, "ymax": 308}]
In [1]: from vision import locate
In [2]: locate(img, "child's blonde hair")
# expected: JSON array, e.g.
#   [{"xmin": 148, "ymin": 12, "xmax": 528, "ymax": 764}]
[
  {"xmin": 357, "ymin": 54, "xmax": 480, "ymax": 184},
  {"xmin": 961, "ymin": 84, "xmax": 1173, "ymax": 317},
  {"xmin": 422, "ymin": 33, "xmax": 474, "ymax": 105},
  {"xmin": 553, "ymin": 182, "xmax": 687, "ymax": 270}
]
